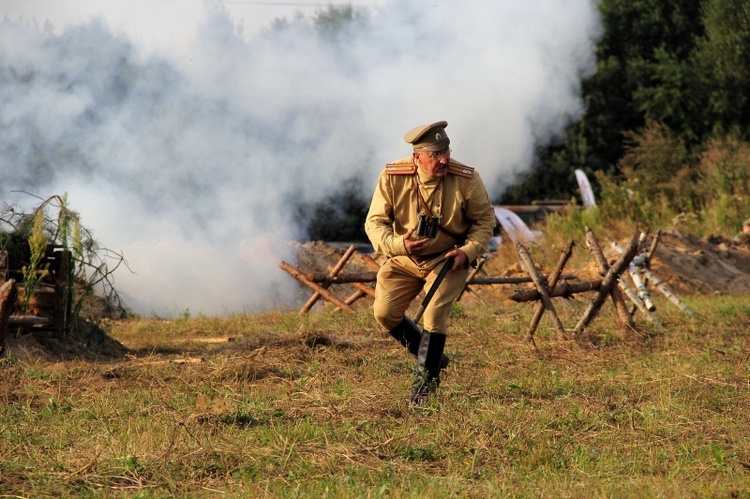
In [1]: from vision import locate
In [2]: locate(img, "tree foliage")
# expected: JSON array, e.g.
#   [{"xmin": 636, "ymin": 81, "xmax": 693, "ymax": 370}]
[
  {"xmin": 512, "ymin": 0, "xmax": 750, "ymax": 206},
  {"xmin": 293, "ymin": 2, "xmax": 750, "ymax": 239}
]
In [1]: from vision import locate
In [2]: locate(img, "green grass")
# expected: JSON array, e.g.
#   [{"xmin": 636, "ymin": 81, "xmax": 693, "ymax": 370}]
[{"xmin": 1, "ymin": 291, "xmax": 749, "ymax": 497}]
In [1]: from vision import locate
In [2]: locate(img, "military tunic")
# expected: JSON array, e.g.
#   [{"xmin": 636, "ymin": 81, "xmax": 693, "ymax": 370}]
[{"xmin": 365, "ymin": 157, "xmax": 496, "ymax": 334}]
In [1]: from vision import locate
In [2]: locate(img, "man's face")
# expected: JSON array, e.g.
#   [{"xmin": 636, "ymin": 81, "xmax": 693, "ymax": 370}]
[{"xmin": 414, "ymin": 147, "xmax": 451, "ymax": 178}]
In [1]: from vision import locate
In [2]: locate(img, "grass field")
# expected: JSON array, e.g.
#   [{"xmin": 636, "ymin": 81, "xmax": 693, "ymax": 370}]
[{"xmin": 1, "ymin": 289, "xmax": 749, "ymax": 497}]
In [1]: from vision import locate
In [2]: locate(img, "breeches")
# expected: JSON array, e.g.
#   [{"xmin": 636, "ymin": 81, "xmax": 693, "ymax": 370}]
[{"xmin": 373, "ymin": 255, "xmax": 469, "ymax": 335}]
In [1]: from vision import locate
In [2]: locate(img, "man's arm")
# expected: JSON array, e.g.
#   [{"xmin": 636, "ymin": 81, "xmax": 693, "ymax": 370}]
[
  {"xmin": 364, "ymin": 173, "xmax": 409, "ymax": 257},
  {"xmin": 458, "ymin": 171, "xmax": 496, "ymax": 263}
]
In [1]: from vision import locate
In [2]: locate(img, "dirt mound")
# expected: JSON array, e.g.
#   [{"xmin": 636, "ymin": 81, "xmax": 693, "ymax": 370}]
[
  {"xmin": 4, "ymin": 319, "xmax": 129, "ymax": 362},
  {"xmin": 648, "ymin": 227, "xmax": 750, "ymax": 296}
]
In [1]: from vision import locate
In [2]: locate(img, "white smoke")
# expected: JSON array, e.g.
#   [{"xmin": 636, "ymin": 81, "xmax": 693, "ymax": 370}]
[{"xmin": 0, "ymin": 1, "xmax": 601, "ymax": 317}]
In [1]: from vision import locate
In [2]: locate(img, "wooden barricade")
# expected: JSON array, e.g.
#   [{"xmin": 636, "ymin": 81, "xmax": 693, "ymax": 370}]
[
  {"xmin": 280, "ymin": 244, "xmax": 377, "ymax": 314},
  {"xmin": 280, "ymin": 230, "xmax": 692, "ymax": 333},
  {"xmin": 280, "ymin": 244, "xmax": 576, "ymax": 315},
  {"xmin": 512, "ymin": 227, "xmax": 693, "ymax": 343}
]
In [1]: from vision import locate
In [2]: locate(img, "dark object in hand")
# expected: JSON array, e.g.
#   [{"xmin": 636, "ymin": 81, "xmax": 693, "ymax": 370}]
[{"xmin": 416, "ymin": 214, "xmax": 440, "ymax": 239}]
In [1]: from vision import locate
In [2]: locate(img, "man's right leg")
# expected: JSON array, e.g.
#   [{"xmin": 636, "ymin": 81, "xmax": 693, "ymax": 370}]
[
  {"xmin": 388, "ymin": 316, "xmax": 449, "ymax": 369},
  {"xmin": 374, "ymin": 257, "xmax": 449, "ymax": 369}
]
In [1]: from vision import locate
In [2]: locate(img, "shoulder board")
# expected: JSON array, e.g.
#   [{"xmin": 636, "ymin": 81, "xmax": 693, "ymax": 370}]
[
  {"xmin": 448, "ymin": 160, "xmax": 474, "ymax": 178},
  {"xmin": 385, "ymin": 158, "xmax": 417, "ymax": 175}
]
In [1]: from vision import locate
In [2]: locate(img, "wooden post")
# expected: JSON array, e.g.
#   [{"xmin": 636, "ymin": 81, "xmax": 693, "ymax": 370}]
[
  {"xmin": 585, "ymin": 227, "xmax": 636, "ymax": 328},
  {"xmin": 279, "ymin": 261, "xmax": 355, "ymax": 313},
  {"xmin": 300, "ymin": 245, "xmax": 357, "ymax": 314},
  {"xmin": 524, "ymin": 240, "xmax": 575, "ymax": 342},
  {"xmin": 0, "ymin": 279, "xmax": 18, "ymax": 353},
  {"xmin": 574, "ymin": 232, "xmax": 640, "ymax": 335},
  {"xmin": 516, "ymin": 242, "xmax": 567, "ymax": 338}
]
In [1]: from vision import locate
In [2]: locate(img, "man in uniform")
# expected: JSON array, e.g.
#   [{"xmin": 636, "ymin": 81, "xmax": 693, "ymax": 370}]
[{"xmin": 365, "ymin": 120, "xmax": 496, "ymax": 404}]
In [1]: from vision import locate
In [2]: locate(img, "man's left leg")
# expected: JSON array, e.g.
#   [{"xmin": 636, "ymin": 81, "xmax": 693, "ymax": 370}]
[{"xmin": 409, "ymin": 262, "xmax": 469, "ymax": 405}]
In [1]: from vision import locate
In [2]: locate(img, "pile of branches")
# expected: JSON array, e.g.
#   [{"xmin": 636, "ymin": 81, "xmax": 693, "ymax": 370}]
[{"xmin": 0, "ymin": 193, "xmax": 129, "ymax": 323}]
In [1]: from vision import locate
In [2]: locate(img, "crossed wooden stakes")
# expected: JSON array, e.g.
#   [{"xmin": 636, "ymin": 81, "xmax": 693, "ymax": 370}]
[
  {"xmin": 513, "ymin": 229, "xmax": 648, "ymax": 343},
  {"xmin": 513, "ymin": 227, "xmax": 695, "ymax": 343},
  {"xmin": 279, "ymin": 245, "xmax": 380, "ymax": 315},
  {"xmin": 280, "ymin": 245, "xmax": 557, "ymax": 315}
]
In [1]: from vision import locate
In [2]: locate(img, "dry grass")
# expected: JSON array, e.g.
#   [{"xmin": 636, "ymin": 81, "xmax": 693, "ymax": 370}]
[{"xmin": 0, "ymin": 286, "xmax": 749, "ymax": 497}]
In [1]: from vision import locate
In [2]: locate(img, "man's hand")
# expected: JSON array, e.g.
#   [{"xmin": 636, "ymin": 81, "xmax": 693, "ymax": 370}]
[
  {"xmin": 404, "ymin": 229, "xmax": 431, "ymax": 256},
  {"xmin": 445, "ymin": 246, "xmax": 468, "ymax": 270}
]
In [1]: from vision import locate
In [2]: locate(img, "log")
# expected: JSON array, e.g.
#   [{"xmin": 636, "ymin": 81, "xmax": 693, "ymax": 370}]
[
  {"xmin": 516, "ymin": 242, "xmax": 566, "ymax": 338},
  {"xmin": 350, "ymin": 281, "xmax": 375, "ymax": 297},
  {"xmin": 300, "ymin": 245, "xmax": 357, "ymax": 314},
  {"xmin": 510, "ymin": 279, "xmax": 602, "ymax": 302},
  {"xmin": 8, "ymin": 315, "xmax": 52, "ymax": 327},
  {"xmin": 524, "ymin": 240, "xmax": 575, "ymax": 342},
  {"xmin": 337, "ymin": 282, "xmax": 376, "ymax": 312},
  {"xmin": 295, "ymin": 271, "xmax": 574, "ymax": 285},
  {"xmin": 585, "ymin": 227, "xmax": 636, "ymax": 328},
  {"xmin": 609, "ymin": 242, "xmax": 663, "ymax": 325},
  {"xmin": 301, "ymin": 271, "xmax": 378, "ymax": 284},
  {"xmin": 466, "ymin": 274, "xmax": 576, "ymax": 285},
  {"xmin": 279, "ymin": 261, "xmax": 354, "ymax": 313},
  {"xmin": 639, "ymin": 267, "xmax": 695, "ymax": 316},
  {"xmin": 574, "ymin": 232, "xmax": 640, "ymax": 335}
]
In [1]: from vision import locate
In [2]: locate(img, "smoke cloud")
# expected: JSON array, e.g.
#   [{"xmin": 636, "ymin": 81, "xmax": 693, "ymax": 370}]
[{"xmin": 0, "ymin": 1, "xmax": 601, "ymax": 317}]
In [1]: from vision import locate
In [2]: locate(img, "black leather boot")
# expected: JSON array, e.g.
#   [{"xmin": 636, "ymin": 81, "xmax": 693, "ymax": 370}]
[
  {"xmin": 388, "ymin": 317, "xmax": 449, "ymax": 369},
  {"xmin": 409, "ymin": 331, "xmax": 447, "ymax": 405}
]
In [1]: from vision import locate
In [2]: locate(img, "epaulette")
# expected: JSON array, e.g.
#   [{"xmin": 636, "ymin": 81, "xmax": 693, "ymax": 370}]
[
  {"xmin": 448, "ymin": 160, "xmax": 474, "ymax": 178},
  {"xmin": 385, "ymin": 157, "xmax": 417, "ymax": 175}
]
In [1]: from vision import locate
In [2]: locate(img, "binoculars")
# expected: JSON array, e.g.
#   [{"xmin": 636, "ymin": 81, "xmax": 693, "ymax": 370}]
[{"xmin": 416, "ymin": 213, "xmax": 440, "ymax": 239}]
